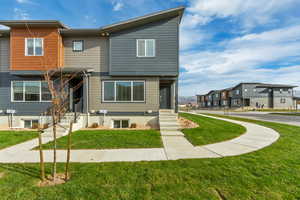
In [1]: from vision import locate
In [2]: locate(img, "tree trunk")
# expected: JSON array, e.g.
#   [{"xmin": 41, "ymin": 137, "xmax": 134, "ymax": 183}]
[
  {"xmin": 38, "ymin": 127, "xmax": 45, "ymax": 181},
  {"xmin": 52, "ymin": 110, "xmax": 57, "ymax": 180},
  {"xmin": 65, "ymin": 121, "xmax": 73, "ymax": 180}
]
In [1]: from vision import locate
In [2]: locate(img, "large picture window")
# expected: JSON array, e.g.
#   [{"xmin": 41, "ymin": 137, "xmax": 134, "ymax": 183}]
[
  {"xmin": 12, "ymin": 81, "xmax": 51, "ymax": 102},
  {"xmin": 137, "ymin": 39, "xmax": 155, "ymax": 57},
  {"xmin": 25, "ymin": 38, "xmax": 43, "ymax": 56},
  {"xmin": 103, "ymin": 81, "xmax": 145, "ymax": 102}
]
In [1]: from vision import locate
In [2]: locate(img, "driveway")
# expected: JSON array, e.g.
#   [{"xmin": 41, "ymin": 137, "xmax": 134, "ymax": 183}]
[{"xmin": 197, "ymin": 110, "xmax": 300, "ymax": 126}]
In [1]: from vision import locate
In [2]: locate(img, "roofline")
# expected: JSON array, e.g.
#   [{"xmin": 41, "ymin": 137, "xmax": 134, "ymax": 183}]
[
  {"xmin": 0, "ymin": 20, "xmax": 69, "ymax": 29},
  {"xmin": 99, "ymin": 6, "xmax": 185, "ymax": 32}
]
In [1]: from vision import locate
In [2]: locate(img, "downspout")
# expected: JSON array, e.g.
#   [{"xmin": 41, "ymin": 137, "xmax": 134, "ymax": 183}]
[{"xmin": 83, "ymin": 71, "xmax": 90, "ymax": 128}]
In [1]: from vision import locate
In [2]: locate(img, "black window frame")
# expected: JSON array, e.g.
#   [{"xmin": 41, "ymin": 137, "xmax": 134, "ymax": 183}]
[{"xmin": 72, "ymin": 40, "xmax": 84, "ymax": 52}]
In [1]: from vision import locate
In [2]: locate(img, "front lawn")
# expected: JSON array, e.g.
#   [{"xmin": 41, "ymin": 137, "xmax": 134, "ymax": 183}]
[
  {"xmin": 40, "ymin": 130, "xmax": 162, "ymax": 149},
  {"xmin": 0, "ymin": 131, "xmax": 38, "ymax": 149},
  {"xmin": 1, "ymin": 114, "xmax": 300, "ymax": 199},
  {"xmin": 180, "ymin": 113, "xmax": 246, "ymax": 146}
]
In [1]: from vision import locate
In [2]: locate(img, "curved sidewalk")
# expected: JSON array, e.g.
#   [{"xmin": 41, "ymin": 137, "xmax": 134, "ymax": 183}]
[{"xmin": 0, "ymin": 113, "xmax": 280, "ymax": 163}]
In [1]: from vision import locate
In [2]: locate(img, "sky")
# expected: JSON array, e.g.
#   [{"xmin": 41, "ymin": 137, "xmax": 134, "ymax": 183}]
[{"xmin": 0, "ymin": 0, "xmax": 300, "ymax": 96}]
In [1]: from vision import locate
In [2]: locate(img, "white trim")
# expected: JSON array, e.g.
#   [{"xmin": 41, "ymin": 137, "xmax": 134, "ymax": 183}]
[
  {"xmin": 25, "ymin": 38, "xmax": 44, "ymax": 56},
  {"xmin": 102, "ymin": 80, "xmax": 145, "ymax": 103},
  {"xmin": 136, "ymin": 39, "xmax": 156, "ymax": 57},
  {"xmin": 11, "ymin": 81, "xmax": 52, "ymax": 103}
]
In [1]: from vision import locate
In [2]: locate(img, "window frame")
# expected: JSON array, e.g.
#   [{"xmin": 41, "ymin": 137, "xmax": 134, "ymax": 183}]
[
  {"xmin": 136, "ymin": 39, "xmax": 156, "ymax": 57},
  {"xmin": 102, "ymin": 80, "xmax": 145, "ymax": 103},
  {"xmin": 11, "ymin": 81, "xmax": 52, "ymax": 103},
  {"xmin": 112, "ymin": 119, "xmax": 130, "ymax": 128},
  {"xmin": 25, "ymin": 38, "xmax": 44, "ymax": 56},
  {"xmin": 72, "ymin": 40, "xmax": 84, "ymax": 52}
]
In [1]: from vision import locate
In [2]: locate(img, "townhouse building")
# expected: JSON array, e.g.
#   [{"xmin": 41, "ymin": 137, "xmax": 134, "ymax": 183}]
[
  {"xmin": 197, "ymin": 83, "xmax": 297, "ymax": 110},
  {"xmin": 0, "ymin": 7, "xmax": 185, "ymax": 129}
]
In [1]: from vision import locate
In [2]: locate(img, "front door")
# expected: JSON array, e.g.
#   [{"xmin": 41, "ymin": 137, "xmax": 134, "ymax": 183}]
[{"xmin": 160, "ymin": 85, "xmax": 171, "ymax": 109}]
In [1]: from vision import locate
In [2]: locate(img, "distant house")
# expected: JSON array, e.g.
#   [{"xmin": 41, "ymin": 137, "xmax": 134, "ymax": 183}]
[{"xmin": 197, "ymin": 83, "xmax": 297, "ymax": 110}]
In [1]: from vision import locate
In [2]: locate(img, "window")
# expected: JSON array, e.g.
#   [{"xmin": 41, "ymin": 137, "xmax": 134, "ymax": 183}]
[
  {"xmin": 72, "ymin": 40, "xmax": 84, "ymax": 52},
  {"xmin": 25, "ymin": 38, "xmax": 43, "ymax": 56},
  {"xmin": 113, "ymin": 120, "xmax": 129, "ymax": 128},
  {"xmin": 103, "ymin": 81, "xmax": 145, "ymax": 102},
  {"xmin": 11, "ymin": 81, "xmax": 51, "ymax": 102},
  {"xmin": 253, "ymin": 89, "xmax": 257, "ymax": 92},
  {"xmin": 280, "ymin": 98, "xmax": 286, "ymax": 103},
  {"xmin": 245, "ymin": 89, "xmax": 248, "ymax": 92},
  {"xmin": 215, "ymin": 94, "xmax": 219, "ymax": 98},
  {"xmin": 133, "ymin": 82, "xmax": 145, "ymax": 101},
  {"xmin": 116, "ymin": 82, "xmax": 131, "ymax": 101},
  {"xmin": 279, "ymin": 89, "xmax": 283, "ymax": 93},
  {"xmin": 24, "ymin": 119, "xmax": 39, "ymax": 129},
  {"xmin": 236, "ymin": 90, "xmax": 240, "ymax": 95},
  {"xmin": 137, "ymin": 39, "xmax": 155, "ymax": 57},
  {"xmin": 223, "ymin": 100, "xmax": 227, "ymax": 105}
]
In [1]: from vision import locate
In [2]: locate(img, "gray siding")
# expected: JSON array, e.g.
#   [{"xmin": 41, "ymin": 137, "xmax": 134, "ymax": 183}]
[
  {"xmin": 109, "ymin": 17, "xmax": 179, "ymax": 76},
  {"xmin": 0, "ymin": 37, "xmax": 9, "ymax": 72},
  {"xmin": 64, "ymin": 37, "xmax": 109, "ymax": 73},
  {"xmin": 0, "ymin": 73, "xmax": 51, "ymax": 115},
  {"xmin": 89, "ymin": 75, "xmax": 159, "ymax": 113}
]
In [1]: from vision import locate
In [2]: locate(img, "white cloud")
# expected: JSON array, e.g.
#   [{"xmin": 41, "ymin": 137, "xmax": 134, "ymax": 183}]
[
  {"xmin": 112, "ymin": 1, "xmax": 124, "ymax": 11},
  {"xmin": 186, "ymin": 0, "xmax": 299, "ymax": 30},
  {"xmin": 13, "ymin": 8, "xmax": 30, "ymax": 20},
  {"xmin": 16, "ymin": 0, "xmax": 35, "ymax": 4},
  {"xmin": 179, "ymin": 24, "xmax": 300, "ymax": 95},
  {"xmin": 0, "ymin": 25, "xmax": 9, "ymax": 30}
]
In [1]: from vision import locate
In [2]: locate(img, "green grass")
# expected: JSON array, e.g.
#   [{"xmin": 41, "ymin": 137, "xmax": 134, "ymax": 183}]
[
  {"xmin": 0, "ymin": 131, "xmax": 38, "ymax": 149},
  {"xmin": 40, "ymin": 130, "xmax": 162, "ymax": 149},
  {"xmin": 1, "ymin": 114, "xmax": 300, "ymax": 199},
  {"xmin": 270, "ymin": 112, "xmax": 300, "ymax": 116},
  {"xmin": 180, "ymin": 113, "xmax": 246, "ymax": 146}
]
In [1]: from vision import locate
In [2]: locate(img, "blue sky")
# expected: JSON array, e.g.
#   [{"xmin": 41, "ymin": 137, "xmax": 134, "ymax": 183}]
[{"xmin": 1, "ymin": 0, "xmax": 300, "ymax": 96}]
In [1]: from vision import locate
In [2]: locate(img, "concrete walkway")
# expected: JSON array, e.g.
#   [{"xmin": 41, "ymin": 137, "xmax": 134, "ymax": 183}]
[{"xmin": 0, "ymin": 113, "xmax": 280, "ymax": 163}]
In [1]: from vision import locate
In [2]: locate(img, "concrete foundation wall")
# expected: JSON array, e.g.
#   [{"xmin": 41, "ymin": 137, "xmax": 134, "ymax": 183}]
[{"xmin": 88, "ymin": 115, "xmax": 159, "ymax": 129}]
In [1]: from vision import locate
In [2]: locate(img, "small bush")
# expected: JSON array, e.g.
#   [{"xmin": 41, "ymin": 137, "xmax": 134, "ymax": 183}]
[
  {"xmin": 130, "ymin": 123, "xmax": 137, "ymax": 128},
  {"xmin": 90, "ymin": 123, "xmax": 99, "ymax": 128}
]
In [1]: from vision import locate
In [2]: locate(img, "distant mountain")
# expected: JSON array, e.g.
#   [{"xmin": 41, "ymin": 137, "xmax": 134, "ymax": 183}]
[{"xmin": 179, "ymin": 96, "xmax": 197, "ymax": 104}]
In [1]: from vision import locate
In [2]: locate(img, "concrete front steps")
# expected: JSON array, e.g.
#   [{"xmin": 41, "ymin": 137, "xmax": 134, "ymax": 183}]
[
  {"xmin": 42, "ymin": 113, "xmax": 83, "ymax": 138},
  {"xmin": 159, "ymin": 110, "xmax": 183, "ymax": 136}
]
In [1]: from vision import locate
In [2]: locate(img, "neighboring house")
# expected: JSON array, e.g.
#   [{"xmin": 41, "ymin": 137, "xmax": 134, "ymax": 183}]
[
  {"xmin": 196, "ymin": 95, "xmax": 206, "ymax": 108},
  {"xmin": 293, "ymin": 97, "xmax": 300, "ymax": 110},
  {"xmin": 0, "ymin": 7, "xmax": 185, "ymax": 129},
  {"xmin": 212, "ymin": 90, "xmax": 221, "ymax": 108},
  {"xmin": 220, "ymin": 88, "xmax": 232, "ymax": 108},
  {"xmin": 197, "ymin": 83, "xmax": 297, "ymax": 110}
]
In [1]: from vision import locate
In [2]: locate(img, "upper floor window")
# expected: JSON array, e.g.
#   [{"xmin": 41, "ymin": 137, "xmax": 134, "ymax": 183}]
[
  {"xmin": 73, "ymin": 40, "xmax": 84, "ymax": 52},
  {"xmin": 25, "ymin": 38, "xmax": 43, "ymax": 56},
  {"xmin": 103, "ymin": 80, "xmax": 145, "ymax": 102},
  {"xmin": 136, "ymin": 39, "xmax": 155, "ymax": 57},
  {"xmin": 236, "ymin": 90, "xmax": 240, "ymax": 95},
  {"xmin": 11, "ymin": 81, "xmax": 51, "ymax": 102}
]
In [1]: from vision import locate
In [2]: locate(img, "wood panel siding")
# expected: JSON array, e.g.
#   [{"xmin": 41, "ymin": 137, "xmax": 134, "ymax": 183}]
[
  {"xmin": 10, "ymin": 28, "xmax": 63, "ymax": 70},
  {"xmin": 64, "ymin": 37, "xmax": 108, "ymax": 72},
  {"xmin": 0, "ymin": 37, "xmax": 9, "ymax": 72},
  {"xmin": 89, "ymin": 76, "xmax": 159, "ymax": 112}
]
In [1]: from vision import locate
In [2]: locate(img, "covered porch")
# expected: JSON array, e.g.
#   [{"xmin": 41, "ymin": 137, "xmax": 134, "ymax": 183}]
[{"xmin": 159, "ymin": 78, "xmax": 178, "ymax": 112}]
